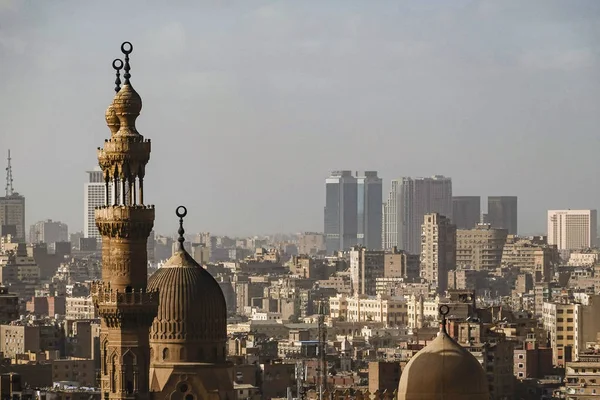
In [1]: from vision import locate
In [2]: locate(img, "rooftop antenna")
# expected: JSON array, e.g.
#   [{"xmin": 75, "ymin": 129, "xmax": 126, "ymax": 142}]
[{"xmin": 5, "ymin": 150, "xmax": 13, "ymax": 196}]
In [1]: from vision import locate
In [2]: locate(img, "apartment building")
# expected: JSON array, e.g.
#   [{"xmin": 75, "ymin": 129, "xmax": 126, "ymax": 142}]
[
  {"xmin": 328, "ymin": 294, "xmax": 407, "ymax": 327},
  {"xmin": 456, "ymin": 224, "xmax": 508, "ymax": 270}
]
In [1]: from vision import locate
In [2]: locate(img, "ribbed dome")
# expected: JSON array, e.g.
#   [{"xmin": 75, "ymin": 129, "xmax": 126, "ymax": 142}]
[
  {"xmin": 148, "ymin": 246, "xmax": 227, "ymax": 364},
  {"xmin": 113, "ymin": 84, "xmax": 142, "ymax": 116},
  {"xmin": 398, "ymin": 330, "xmax": 489, "ymax": 400},
  {"xmin": 112, "ymin": 84, "xmax": 142, "ymax": 138},
  {"xmin": 105, "ymin": 103, "xmax": 119, "ymax": 136}
]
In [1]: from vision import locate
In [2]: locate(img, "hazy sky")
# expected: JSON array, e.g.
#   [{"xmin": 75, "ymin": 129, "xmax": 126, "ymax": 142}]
[{"xmin": 1, "ymin": 0, "xmax": 599, "ymax": 237}]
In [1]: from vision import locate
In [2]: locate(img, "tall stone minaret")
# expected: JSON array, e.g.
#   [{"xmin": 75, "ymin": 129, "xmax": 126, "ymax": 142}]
[{"xmin": 92, "ymin": 42, "xmax": 158, "ymax": 399}]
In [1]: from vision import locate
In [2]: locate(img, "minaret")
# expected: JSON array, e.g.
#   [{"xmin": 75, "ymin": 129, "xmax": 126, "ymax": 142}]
[{"xmin": 92, "ymin": 42, "xmax": 158, "ymax": 399}]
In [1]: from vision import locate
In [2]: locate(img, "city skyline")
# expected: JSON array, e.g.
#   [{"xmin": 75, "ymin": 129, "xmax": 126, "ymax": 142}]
[{"xmin": 2, "ymin": 1, "xmax": 600, "ymax": 236}]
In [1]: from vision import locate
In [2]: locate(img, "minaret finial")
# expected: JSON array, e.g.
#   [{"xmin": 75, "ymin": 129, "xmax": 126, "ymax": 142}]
[
  {"xmin": 176, "ymin": 206, "xmax": 188, "ymax": 250},
  {"xmin": 439, "ymin": 305, "xmax": 450, "ymax": 334},
  {"xmin": 112, "ymin": 59, "xmax": 123, "ymax": 93},
  {"xmin": 121, "ymin": 42, "xmax": 133, "ymax": 85}
]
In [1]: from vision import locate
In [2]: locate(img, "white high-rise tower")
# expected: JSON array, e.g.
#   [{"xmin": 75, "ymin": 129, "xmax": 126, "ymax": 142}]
[
  {"xmin": 84, "ymin": 168, "xmax": 113, "ymax": 242},
  {"xmin": 548, "ymin": 210, "xmax": 597, "ymax": 251}
]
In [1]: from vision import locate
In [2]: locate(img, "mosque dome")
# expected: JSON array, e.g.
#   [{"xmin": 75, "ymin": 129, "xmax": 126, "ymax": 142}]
[
  {"xmin": 397, "ymin": 306, "xmax": 490, "ymax": 400},
  {"xmin": 148, "ymin": 206, "xmax": 227, "ymax": 365}
]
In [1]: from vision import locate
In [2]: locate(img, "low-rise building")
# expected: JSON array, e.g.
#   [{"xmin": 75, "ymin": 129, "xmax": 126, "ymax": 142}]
[
  {"xmin": 66, "ymin": 296, "xmax": 97, "ymax": 320},
  {"xmin": 329, "ymin": 294, "xmax": 407, "ymax": 327}
]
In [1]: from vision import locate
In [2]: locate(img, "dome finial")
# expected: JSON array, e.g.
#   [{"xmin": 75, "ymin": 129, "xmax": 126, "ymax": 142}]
[
  {"xmin": 439, "ymin": 305, "xmax": 449, "ymax": 334},
  {"xmin": 112, "ymin": 59, "xmax": 123, "ymax": 93},
  {"xmin": 176, "ymin": 206, "xmax": 187, "ymax": 250},
  {"xmin": 121, "ymin": 41, "xmax": 133, "ymax": 85}
]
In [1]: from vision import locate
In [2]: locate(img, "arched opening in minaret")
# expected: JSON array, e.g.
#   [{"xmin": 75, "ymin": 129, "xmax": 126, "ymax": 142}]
[
  {"xmin": 163, "ymin": 347, "xmax": 170, "ymax": 361},
  {"xmin": 102, "ymin": 340, "xmax": 108, "ymax": 375},
  {"xmin": 123, "ymin": 351, "xmax": 136, "ymax": 394},
  {"xmin": 111, "ymin": 353, "xmax": 118, "ymax": 393}
]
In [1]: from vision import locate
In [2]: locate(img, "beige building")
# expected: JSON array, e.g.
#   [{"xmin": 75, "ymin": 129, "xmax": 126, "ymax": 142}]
[
  {"xmin": 0, "ymin": 245, "xmax": 40, "ymax": 284},
  {"xmin": 447, "ymin": 268, "xmax": 477, "ymax": 290},
  {"xmin": 349, "ymin": 246, "xmax": 384, "ymax": 295},
  {"xmin": 564, "ymin": 353, "xmax": 600, "ymax": 399},
  {"xmin": 456, "ymin": 223, "xmax": 507, "ymax": 270},
  {"xmin": 406, "ymin": 295, "xmax": 441, "ymax": 329},
  {"xmin": 298, "ymin": 232, "xmax": 325, "ymax": 255},
  {"xmin": 542, "ymin": 296, "xmax": 600, "ymax": 366},
  {"xmin": 568, "ymin": 250, "xmax": 600, "ymax": 267},
  {"xmin": 328, "ymin": 294, "xmax": 407, "ymax": 327},
  {"xmin": 548, "ymin": 209, "xmax": 597, "ymax": 251},
  {"xmin": 502, "ymin": 235, "xmax": 559, "ymax": 282},
  {"xmin": 420, "ymin": 213, "xmax": 456, "ymax": 293},
  {"xmin": 66, "ymin": 296, "xmax": 97, "ymax": 320},
  {"xmin": 52, "ymin": 358, "xmax": 96, "ymax": 387},
  {"xmin": 0, "ymin": 325, "xmax": 40, "ymax": 358}
]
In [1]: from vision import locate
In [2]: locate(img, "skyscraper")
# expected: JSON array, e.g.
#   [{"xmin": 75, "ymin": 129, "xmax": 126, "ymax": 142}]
[
  {"xmin": 84, "ymin": 168, "xmax": 113, "ymax": 242},
  {"xmin": 452, "ymin": 196, "xmax": 481, "ymax": 229},
  {"xmin": 383, "ymin": 176, "xmax": 452, "ymax": 254},
  {"xmin": 324, "ymin": 171, "xmax": 357, "ymax": 254},
  {"xmin": 487, "ymin": 196, "xmax": 518, "ymax": 234},
  {"xmin": 548, "ymin": 210, "xmax": 597, "ymax": 251},
  {"xmin": 357, "ymin": 171, "xmax": 382, "ymax": 250},
  {"xmin": 420, "ymin": 213, "xmax": 456, "ymax": 293},
  {"xmin": 0, "ymin": 150, "xmax": 25, "ymax": 242}
]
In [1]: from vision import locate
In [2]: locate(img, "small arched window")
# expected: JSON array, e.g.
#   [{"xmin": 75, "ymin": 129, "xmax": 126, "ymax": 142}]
[{"xmin": 162, "ymin": 348, "xmax": 170, "ymax": 361}]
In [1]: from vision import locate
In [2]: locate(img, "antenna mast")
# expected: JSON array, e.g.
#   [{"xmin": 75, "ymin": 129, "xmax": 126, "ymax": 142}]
[{"xmin": 5, "ymin": 150, "xmax": 13, "ymax": 196}]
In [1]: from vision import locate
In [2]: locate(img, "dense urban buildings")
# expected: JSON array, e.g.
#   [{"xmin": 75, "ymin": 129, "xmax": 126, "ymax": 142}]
[
  {"xmin": 487, "ymin": 196, "xmax": 518, "ymax": 234},
  {"xmin": 383, "ymin": 176, "xmax": 452, "ymax": 254},
  {"xmin": 1, "ymin": 27, "xmax": 598, "ymax": 400},
  {"xmin": 452, "ymin": 196, "xmax": 481, "ymax": 229},
  {"xmin": 547, "ymin": 209, "xmax": 598, "ymax": 251}
]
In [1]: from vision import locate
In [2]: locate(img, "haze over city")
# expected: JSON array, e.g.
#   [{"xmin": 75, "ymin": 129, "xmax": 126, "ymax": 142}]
[{"xmin": 1, "ymin": 0, "xmax": 599, "ymax": 236}]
